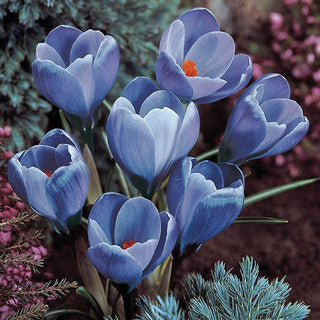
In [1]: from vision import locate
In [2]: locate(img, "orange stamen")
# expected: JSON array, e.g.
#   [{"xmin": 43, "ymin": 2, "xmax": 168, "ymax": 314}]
[
  {"xmin": 122, "ymin": 240, "xmax": 136, "ymax": 250},
  {"xmin": 44, "ymin": 170, "xmax": 52, "ymax": 178},
  {"xmin": 181, "ymin": 60, "xmax": 198, "ymax": 77}
]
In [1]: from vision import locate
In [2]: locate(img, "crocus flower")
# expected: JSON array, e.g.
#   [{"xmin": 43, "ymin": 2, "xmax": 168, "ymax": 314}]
[
  {"xmin": 167, "ymin": 157, "xmax": 244, "ymax": 254},
  {"xmin": 218, "ymin": 73, "xmax": 309, "ymax": 165},
  {"xmin": 7, "ymin": 129, "xmax": 89, "ymax": 233},
  {"xmin": 32, "ymin": 25, "xmax": 120, "ymax": 128},
  {"xmin": 156, "ymin": 7, "xmax": 252, "ymax": 103},
  {"xmin": 106, "ymin": 77, "xmax": 200, "ymax": 198},
  {"xmin": 87, "ymin": 193, "xmax": 177, "ymax": 292}
]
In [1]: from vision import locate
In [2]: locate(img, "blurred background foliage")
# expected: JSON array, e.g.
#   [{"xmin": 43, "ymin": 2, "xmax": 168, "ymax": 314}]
[{"xmin": 0, "ymin": 0, "xmax": 182, "ymax": 151}]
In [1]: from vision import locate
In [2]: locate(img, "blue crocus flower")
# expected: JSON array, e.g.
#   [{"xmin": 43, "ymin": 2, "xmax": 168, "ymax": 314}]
[
  {"xmin": 218, "ymin": 73, "xmax": 309, "ymax": 165},
  {"xmin": 156, "ymin": 7, "xmax": 252, "ymax": 103},
  {"xmin": 167, "ymin": 157, "xmax": 244, "ymax": 254},
  {"xmin": 106, "ymin": 77, "xmax": 200, "ymax": 198},
  {"xmin": 87, "ymin": 193, "xmax": 177, "ymax": 292},
  {"xmin": 8, "ymin": 129, "xmax": 89, "ymax": 233},
  {"xmin": 32, "ymin": 25, "xmax": 120, "ymax": 129}
]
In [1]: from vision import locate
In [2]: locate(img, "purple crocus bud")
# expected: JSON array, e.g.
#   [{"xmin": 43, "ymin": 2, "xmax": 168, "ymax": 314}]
[
  {"xmin": 7, "ymin": 129, "xmax": 89, "ymax": 234},
  {"xmin": 156, "ymin": 7, "xmax": 253, "ymax": 104},
  {"xmin": 167, "ymin": 157, "xmax": 244, "ymax": 254},
  {"xmin": 87, "ymin": 193, "xmax": 177, "ymax": 292},
  {"xmin": 218, "ymin": 73, "xmax": 309, "ymax": 165},
  {"xmin": 106, "ymin": 77, "xmax": 200, "ymax": 198},
  {"xmin": 32, "ymin": 25, "xmax": 120, "ymax": 129}
]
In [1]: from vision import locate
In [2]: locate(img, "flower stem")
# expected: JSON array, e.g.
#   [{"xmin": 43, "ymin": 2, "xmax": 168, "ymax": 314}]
[
  {"xmin": 120, "ymin": 289, "xmax": 133, "ymax": 320},
  {"xmin": 196, "ymin": 146, "xmax": 219, "ymax": 162}
]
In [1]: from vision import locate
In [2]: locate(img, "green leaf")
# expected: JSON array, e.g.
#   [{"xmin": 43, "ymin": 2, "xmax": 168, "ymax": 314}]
[
  {"xmin": 244, "ymin": 177, "xmax": 320, "ymax": 207},
  {"xmin": 234, "ymin": 217, "xmax": 288, "ymax": 224}
]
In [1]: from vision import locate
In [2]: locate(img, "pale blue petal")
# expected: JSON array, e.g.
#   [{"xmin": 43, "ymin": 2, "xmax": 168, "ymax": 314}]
[
  {"xmin": 35, "ymin": 43, "xmax": 65, "ymax": 67},
  {"xmin": 39, "ymin": 128, "xmax": 80, "ymax": 151},
  {"xmin": 192, "ymin": 161, "xmax": 224, "ymax": 189},
  {"xmin": 87, "ymin": 243, "xmax": 143, "ymax": 292},
  {"xmin": 185, "ymin": 32, "xmax": 234, "ymax": 78}
]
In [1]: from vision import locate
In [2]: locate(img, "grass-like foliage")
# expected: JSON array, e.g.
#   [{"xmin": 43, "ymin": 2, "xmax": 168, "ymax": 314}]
[{"xmin": 136, "ymin": 257, "xmax": 310, "ymax": 320}]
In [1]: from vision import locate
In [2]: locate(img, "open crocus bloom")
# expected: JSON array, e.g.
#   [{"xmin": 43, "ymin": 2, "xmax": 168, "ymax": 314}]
[
  {"xmin": 167, "ymin": 157, "xmax": 244, "ymax": 254},
  {"xmin": 156, "ymin": 7, "xmax": 252, "ymax": 103},
  {"xmin": 8, "ymin": 129, "xmax": 89, "ymax": 233},
  {"xmin": 218, "ymin": 73, "xmax": 309, "ymax": 165},
  {"xmin": 106, "ymin": 77, "xmax": 200, "ymax": 198},
  {"xmin": 32, "ymin": 25, "xmax": 119, "ymax": 128},
  {"xmin": 87, "ymin": 193, "xmax": 177, "ymax": 292}
]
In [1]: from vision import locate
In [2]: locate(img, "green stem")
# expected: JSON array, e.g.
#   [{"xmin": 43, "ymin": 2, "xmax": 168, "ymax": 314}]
[
  {"xmin": 196, "ymin": 146, "xmax": 219, "ymax": 162},
  {"xmin": 80, "ymin": 127, "xmax": 95, "ymax": 156},
  {"xmin": 119, "ymin": 289, "xmax": 132, "ymax": 320}
]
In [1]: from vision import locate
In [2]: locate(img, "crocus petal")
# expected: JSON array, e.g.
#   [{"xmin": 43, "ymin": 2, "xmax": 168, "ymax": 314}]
[
  {"xmin": 143, "ymin": 211, "xmax": 178, "ymax": 277},
  {"xmin": 106, "ymin": 107, "xmax": 156, "ymax": 191},
  {"xmin": 195, "ymin": 54, "xmax": 253, "ymax": 104},
  {"xmin": 159, "ymin": 20, "xmax": 185, "ymax": 65},
  {"xmin": 167, "ymin": 157, "xmax": 194, "ymax": 216},
  {"xmin": 174, "ymin": 103, "xmax": 200, "ymax": 160},
  {"xmin": 139, "ymin": 90, "xmax": 185, "ymax": 119},
  {"xmin": 45, "ymin": 157, "xmax": 89, "ymax": 229},
  {"xmin": 70, "ymin": 29, "xmax": 106, "ymax": 63},
  {"xmin": 45, "ymin": 25, "xmax": 82, "ymax": 66},
  {"xmin": 185, "ymin": 31, "xmax": 234, "ymax": 78},
  {"xmin": 176, "ymin": 172, "xmax": 217, "ymax": 235},
  {"xmin": 144, "ymin": 107, "xmax": 181, "ymax": 177},
  {"xmin": 260, "ymin": 117, "xmax": 309, "ymax": 158},
  {"xmin": 121, "ymin": 77, "xmax": 159, "ymax": 113},
  {"xmin": 35, "ymin": 43, "xmax": 65, "ymax": 67},
  {"xmin": 87, "ymin": 243, "xmax": 143, "ymax": 292},
  {"xmin": 156, "ymin": 51, "xmax": 193, "ymax": 101},
  {"xmin": 88, "ymin": 192, "xmax": 128, "ymax": 246},
  {"xmin": 91, "ymin": 36, "xmax": 120, "ymax": 109},
  {"xmin": 39, "ymin": 128, "xmax": 80, "ymax": 150},
  {"xmin": 114, "ymin": 197, "xmax": 161, "ymax": 245},
  {"xmin": 112, "ymin": 97, "xmax": 136, "ymax": 113},
  {"xmin": 216, "ymin": 163, "xmax": 244, "ymax": 187},
  {"xmin": 188, "ymin": 76, "xmax": 226, "ymax": 101},
  {"xmin": 178, "ymin": 7, "xmax": 220, "ymax": 53},
  {"xmin": 7, "ymin": 151, "xmax": 28, "ymax": 203},
  {"xmin": 126, "ymin": 240, "xmax": 158, "ymax": 270},
  {"xmin": 181, "ymin": 186, "xmax": 244, "ymax": 253},
  {"xmin": 32, "ymin": 60, "xmax": 88, "ymax": 118},
  {"xmin": 192, "ymin": 161, "xmax": 224, "ymax": 189}
]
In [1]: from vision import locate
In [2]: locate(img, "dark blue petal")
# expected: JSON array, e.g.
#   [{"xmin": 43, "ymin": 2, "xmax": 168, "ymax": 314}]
[
  {"xmin": 45, "ymin": 25, "xmax": 82, "ymax": 66},
  {"xmin": 88, "ymin": 192, "xmax": 128, "ymax": 246},
  {"xmin": 39, "ymin": 128, "xmax": 81, "ymax": 151},
  {"xmin": 181, "ymin": 186, "xmax": 244, "ymax": 253},
  {"xmin": 192, "ymin": 161, "xmax": 224, "ymax": 189},
  {"xmin": 143, "ymin": 211, "xmax": 178, "ymax": 277},
  {"xmin": 121, "ymin": 77, "xmax": 159, "ymax": 114},
  {"xmin": 216, "ymin": 163, "xmax": 244, "ymax": 187},
  {"xmin": 7, "ymin": 151, "xmax": 28, "ymax": 203},
  {"xmin": 87, "ymin": 243, "xmax": 143, "ymax": 292},
  {"xmin": 156, "ymin": 52, "xmax": 193, "ymax": 101}
]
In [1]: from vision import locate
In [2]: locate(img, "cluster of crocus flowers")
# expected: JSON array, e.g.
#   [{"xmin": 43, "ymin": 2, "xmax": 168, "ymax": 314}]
[{"xmin": 7, "ymin": 6, "xmax": 309, "ymax": 298}]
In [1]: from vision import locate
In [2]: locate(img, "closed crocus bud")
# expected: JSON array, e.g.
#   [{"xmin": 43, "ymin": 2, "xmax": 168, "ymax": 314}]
[
  {"xmin": 167, "ymin": 157, "xmax": 244, "ymax": 254},
  {"xmin": 32, "ymin": 25, "xmax": 120, "ymax": 129},
  {"xmin": 87, "ymin": 193, "xmax": 177, "ymax": 292},
  {"xmin": 7, "ymin": 129, "xmax": 89, "ymax": 234},
  {"xmin": 106, "ymin": 77, "xmax": 200, "ymax": 198},
  {"xmin": 218, "ymin": 73, "xmax": 309, "ymax": 165},
  {"xmin": 156, "ymin": 7, "xmax": 252, "ymax": 104}
]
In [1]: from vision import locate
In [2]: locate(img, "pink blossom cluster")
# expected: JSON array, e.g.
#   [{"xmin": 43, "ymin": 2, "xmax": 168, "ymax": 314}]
[
  {"xmin": 249, "ymin": 0, "xmax": 320, "ymax": 177},
  {"xmin": 0, "ymin": 125, "xmax": 51, "ymax": 318}
]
